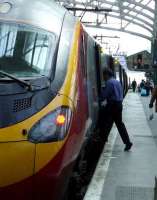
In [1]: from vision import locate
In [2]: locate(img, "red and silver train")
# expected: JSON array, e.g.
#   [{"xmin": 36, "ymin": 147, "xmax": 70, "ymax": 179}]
[{"xmin": 0, "ymin": 0, "xmax": 128, "ymax": 199}]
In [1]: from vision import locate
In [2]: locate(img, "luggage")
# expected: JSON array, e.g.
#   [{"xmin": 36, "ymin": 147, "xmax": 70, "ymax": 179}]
[{"xmin": 141, "ymin": 88, "xmax": 147, "ymax": 96}]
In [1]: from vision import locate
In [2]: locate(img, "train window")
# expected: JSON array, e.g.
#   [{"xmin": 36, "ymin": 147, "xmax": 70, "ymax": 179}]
[
  {"xmin": 0, "ymin": 23, "xmax": 57, "ymax": 78},
  {"xmin": 80, "ymin": 35, "xmax": 86, "ymax": 77}
]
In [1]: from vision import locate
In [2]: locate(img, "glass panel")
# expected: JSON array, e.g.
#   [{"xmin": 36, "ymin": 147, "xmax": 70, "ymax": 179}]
[{"xmin": 0, "ymin": 23, "xmax": 57, "ymax": 78}]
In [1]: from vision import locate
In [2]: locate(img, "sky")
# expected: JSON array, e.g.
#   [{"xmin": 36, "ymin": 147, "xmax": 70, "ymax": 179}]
[
  {"xmin": 86, "ymin": 27, "xmax": 151, "ymax": 56},
  {"xmin": 127, "ymin": 71, "xmax": 146, "ymax": 84},
  {"xmin": 80, "ymin": 0, "xmax": 153, "ymax": 83},
  {"xmin": 83, "ymin": 0, "xmax": 154, "ymax": 57},
  {"xmin": 86, "ymin": 27, "xmax": 149, "ymax": 83},
  {"xmin": 58, "ymin": 0, "xmax": 154, "ymax": 56}
]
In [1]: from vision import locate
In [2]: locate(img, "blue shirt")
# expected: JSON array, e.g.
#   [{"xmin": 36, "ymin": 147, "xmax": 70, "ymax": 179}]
[{"xmin": 101, "ymin": 78, "xmax": 123, "ymax": 103}]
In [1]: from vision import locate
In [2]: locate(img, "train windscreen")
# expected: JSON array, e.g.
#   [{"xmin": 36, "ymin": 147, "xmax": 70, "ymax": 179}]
[{"xmin": 0, "ymin": 23, "xmax": 57, "ymax": 78}]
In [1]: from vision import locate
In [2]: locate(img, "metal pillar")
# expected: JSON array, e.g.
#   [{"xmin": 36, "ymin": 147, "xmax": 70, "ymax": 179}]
[
  {"xmin": 152, "ymin": 0, "xmax": 157, "ymax": 63},
  {"xmin": 154, "ymin": 177, "xmax": 157, "ymax": 200},
  {"xmin": 151, "ymin": 0, "xmax": 157, "ymax": 85},
  {"xmin": 152, "ymin": 39, "xmax": 157, "ymax": 65}
]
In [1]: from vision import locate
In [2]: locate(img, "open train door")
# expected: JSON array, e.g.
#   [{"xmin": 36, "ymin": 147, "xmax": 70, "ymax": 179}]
[{"xmin": 95, "ymin": 44, "xmax": 103, "ymax": 107}]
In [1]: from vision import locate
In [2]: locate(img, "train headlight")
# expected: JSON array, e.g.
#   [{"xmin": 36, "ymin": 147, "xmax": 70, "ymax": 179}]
[{"xmin": 28, "ymin": 106, "xmax": 72, "ymax": 143}]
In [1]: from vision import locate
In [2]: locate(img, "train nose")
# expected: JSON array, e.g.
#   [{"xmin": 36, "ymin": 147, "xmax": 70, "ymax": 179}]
[{"xmin": 0, "ymin": 141, "xmax": 35, "ymax": 187}]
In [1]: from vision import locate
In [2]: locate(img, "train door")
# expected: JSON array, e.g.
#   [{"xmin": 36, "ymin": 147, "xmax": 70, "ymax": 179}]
[
  {"xmin": 86, "ymin": 37, "xmax": 101, "ymax": 135},
  {"xmin": 123, "ymin": 70, "xmax": 128, "ymax": 96},
  {"xmin": 119, "ymin": 64, "xmax": 123, "ymax": 86},
  {"xmin": 119, "ymin": 65, "xmax": 128, "ymax": 97},
  {"xmin": 95, "ymin": 44, "xmax": 103, "ymax": 105}
]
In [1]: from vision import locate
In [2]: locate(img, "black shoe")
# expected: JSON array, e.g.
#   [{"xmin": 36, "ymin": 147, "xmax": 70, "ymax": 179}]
[{"xmin": 124, "ymin": 142, "xmax": 133, "ymax": 151}]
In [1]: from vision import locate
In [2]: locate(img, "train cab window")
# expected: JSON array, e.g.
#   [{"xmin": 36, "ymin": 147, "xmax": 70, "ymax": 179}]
[{"xmin": 0, "ymin": 23, "xmax": 57, "ymax": 78}]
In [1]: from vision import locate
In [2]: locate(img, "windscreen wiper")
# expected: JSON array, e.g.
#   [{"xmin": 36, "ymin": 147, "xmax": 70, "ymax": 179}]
[{"xmin": 0, "ymin": 70, "xmax": 32, "ymax": 91}]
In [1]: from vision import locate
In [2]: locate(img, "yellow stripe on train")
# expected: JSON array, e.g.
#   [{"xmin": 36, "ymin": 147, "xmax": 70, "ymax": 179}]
[{"xmin": 0, "ymin": 22, "xmax": 81, "ymax": 187}]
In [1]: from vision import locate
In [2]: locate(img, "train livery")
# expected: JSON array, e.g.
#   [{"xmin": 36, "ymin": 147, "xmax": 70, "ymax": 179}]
[{"xmin": 0, "ymin": 1, "xmax": 128, "ymax": 200}]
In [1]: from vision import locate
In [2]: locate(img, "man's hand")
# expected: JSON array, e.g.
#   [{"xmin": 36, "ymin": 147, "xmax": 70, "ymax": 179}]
[
  {"xmin": 149, "ymin": 103, "xmax": 153, "ymax": 108},
  {"xmin": 101, "ymin": 100, "xmax": 107, "ymax": 107}
]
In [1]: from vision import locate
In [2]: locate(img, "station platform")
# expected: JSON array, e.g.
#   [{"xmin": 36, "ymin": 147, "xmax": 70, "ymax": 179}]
[{"xmin": 84, "ymin": 91, "xmax": 157, "ymax": 200}]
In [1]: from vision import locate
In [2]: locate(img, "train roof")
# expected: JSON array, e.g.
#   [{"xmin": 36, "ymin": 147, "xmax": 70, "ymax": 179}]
[{"xmin": 0, "ymin": 0, "xmax": 72, "ymax": 35}]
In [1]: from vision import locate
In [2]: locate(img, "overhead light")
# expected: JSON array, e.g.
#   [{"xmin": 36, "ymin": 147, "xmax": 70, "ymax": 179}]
[
  {"xmin": 0, "ymin": 2, "xmax": 12, "ymax": 14},
  {"xmin": 65, "ymin": 7, "xmax": 112, "ymax": 12}
]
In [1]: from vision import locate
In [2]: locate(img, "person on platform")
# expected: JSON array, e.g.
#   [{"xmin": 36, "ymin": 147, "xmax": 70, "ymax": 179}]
[
  {"xmin": 149, "ymin": 80, "xmax": 154, "ymax": 94},
  {"xmin": 140, "ymin": 80, "xmax": 145, "ymax": 90},
  {"xmin": 100, "ymin": 68, "xmax": 133, "ymax": 151},
  {"xmin": 149, "ymin": 86, "xmax": 157, "ymax": 112},
  {"xmin": 131, "ymin": 79, "xmax": 137, "ymax": 92},
  {"xmin": 145, "ymin": 79, "xmax": 151, "ymax": 96}
]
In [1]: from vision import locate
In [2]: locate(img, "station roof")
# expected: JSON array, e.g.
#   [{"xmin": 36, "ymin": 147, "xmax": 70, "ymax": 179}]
[{"xmin": 55, "ymin": 0, "xmax": 155, "ymax": 41}]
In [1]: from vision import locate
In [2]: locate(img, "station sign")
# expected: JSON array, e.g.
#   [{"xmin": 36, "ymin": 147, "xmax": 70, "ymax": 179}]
[{"xmin": 112, "ymin": 52, "xmax": 127, "ymax": 57}]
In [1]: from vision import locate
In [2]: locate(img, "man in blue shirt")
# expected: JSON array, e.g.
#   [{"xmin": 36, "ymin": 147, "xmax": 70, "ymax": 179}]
[{"xmin": 100, "ymin": 68, "xmax": 133, "ymax": 151}]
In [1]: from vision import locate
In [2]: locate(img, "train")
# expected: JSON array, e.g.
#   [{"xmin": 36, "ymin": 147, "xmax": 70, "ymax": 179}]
[
  {"xmin": 101, "ymin": 54, "xmax": 129, "ymax": 96},
  {"xmin": 0, "ymin": 0, "xmax": 128, "ymax": 199}
]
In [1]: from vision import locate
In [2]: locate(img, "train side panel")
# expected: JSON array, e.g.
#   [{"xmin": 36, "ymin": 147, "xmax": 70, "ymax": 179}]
[{"xmin": 0, "ymin": 20, "xmax": 90, "ymax": 200}]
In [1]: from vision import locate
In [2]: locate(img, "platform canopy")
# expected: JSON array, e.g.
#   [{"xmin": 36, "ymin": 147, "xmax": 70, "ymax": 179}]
[{"xmin": 55, "ymin": 0, "xmax": 156, "ymax": 41}]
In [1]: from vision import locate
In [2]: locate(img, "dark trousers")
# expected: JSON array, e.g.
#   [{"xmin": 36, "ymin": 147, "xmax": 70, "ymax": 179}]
[
  {"xmin": 132, "ymin": 86, "xmax": 136, "ymax": 92},
  {"xmin": 99, "ymin": 102, "xmax": 131, "ymax": 145}
]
